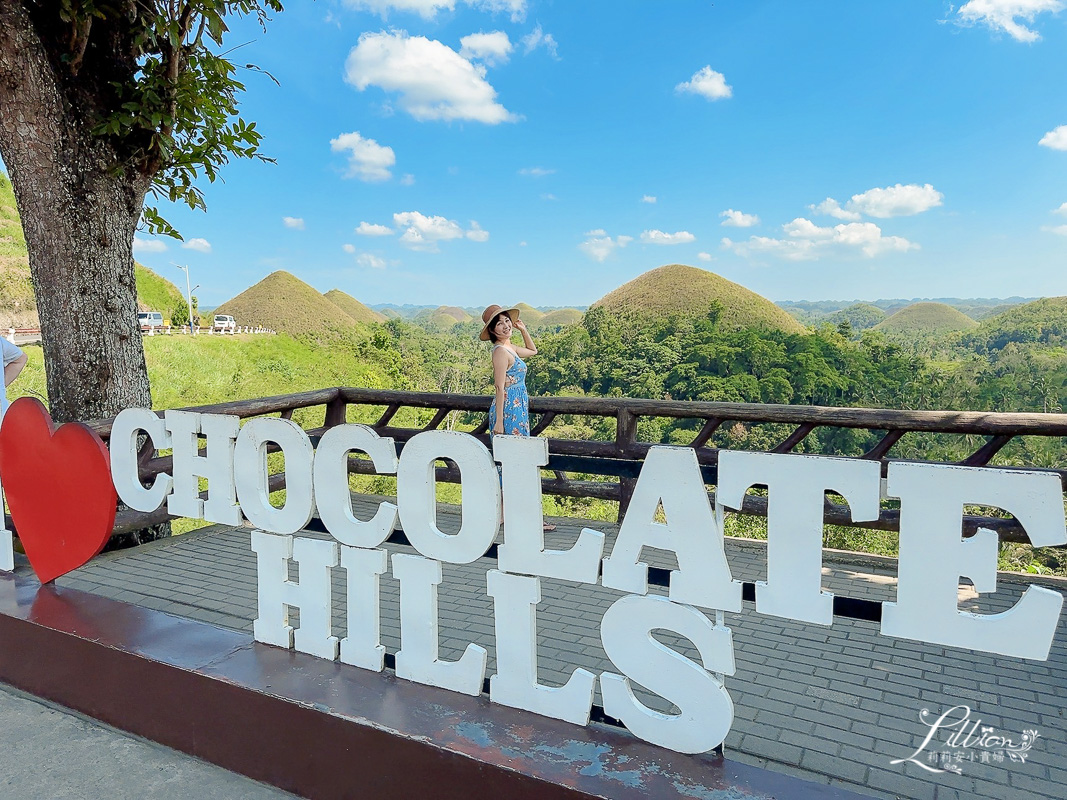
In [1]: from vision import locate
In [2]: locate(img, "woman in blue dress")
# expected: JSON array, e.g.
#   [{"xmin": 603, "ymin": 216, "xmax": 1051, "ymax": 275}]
[{"xmin": 479, "ymin": 304, "xmax": 555, "ymax": 530}]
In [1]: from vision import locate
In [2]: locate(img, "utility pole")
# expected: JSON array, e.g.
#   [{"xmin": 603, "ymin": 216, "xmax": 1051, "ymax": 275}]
[{"xmin": 173, "ymin": 263, "xmax": 196, "ymax": 335}]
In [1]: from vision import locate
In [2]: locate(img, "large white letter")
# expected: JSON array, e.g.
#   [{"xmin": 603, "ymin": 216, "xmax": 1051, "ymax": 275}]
[
  {"xmin": 882, "ymin": 463, "xmax": 1066, "ymax": 660},
  {"xmin": 716, "ymin": 452, "xmax": 881, "ymax": 625},
  {"xmin": 110, "ymin": 408, "xmax": 173, "ymax": 512},
  {"xmin": 486, "ymin": 569, "xmax": 595, "ymax": 725},
  {"xmin": 314, "ymin": 424, "xmax": 399, "ymax": 548},
  {"xmin": 251, "ymin": 530, "xmax": 339, "ymax": 660},
  {"xmin": 165, "ymin": 410, "xmax": 241, "ymax": 525},
  {"xmin": 494, "ymin": 435, "xmax": 604, "ymax": 583},
  {"xmin": 339, "ymin": 545, "xmax": 389, "ymax": 671},
  {"xmin": 600, "ymin": 595, "xmax": 735, "ymax": 754},
  {"xmin": 392, "ymin": 553, "xmax": 487, "ymax": 695},
  {"xmin": 602, "ymin": 446, "xmax": 741, "ymax": 611},
  {"xmin": 396, "ymin": 430, "xmax": 500, "ymax": 564},
  {"xmin": 234, "ymin": 417, "xmax": 315, "ymax": 535}
]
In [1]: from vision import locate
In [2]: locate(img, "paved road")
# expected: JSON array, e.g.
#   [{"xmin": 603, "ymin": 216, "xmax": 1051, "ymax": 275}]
[
  {"xmin": 0, "ymin": 683, "xmax": 297, "ymax": 799},
  {"xmin": 43, "ymin": 497, "xmax": 1067, "ymax": 800}
]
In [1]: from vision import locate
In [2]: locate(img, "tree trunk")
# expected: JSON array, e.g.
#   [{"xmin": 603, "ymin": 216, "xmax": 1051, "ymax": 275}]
[
  {"xmin": 0, "ymin": 2, "xmax": 168, "ymax": 545},
  {"xmin": 0, "ymin": 2, "xmax": 151, "ymax": 422}
]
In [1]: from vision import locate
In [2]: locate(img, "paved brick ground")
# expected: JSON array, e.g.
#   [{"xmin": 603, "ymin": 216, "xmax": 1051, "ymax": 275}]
[{"xmin": 45, "ymin": 496, "xmax": 1067, "ymax": 800}]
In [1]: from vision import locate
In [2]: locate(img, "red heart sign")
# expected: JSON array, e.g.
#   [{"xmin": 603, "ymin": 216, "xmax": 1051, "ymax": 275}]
[{"xmin": 0, "ymin": 397, "xmax": 117, "ymax": 583}]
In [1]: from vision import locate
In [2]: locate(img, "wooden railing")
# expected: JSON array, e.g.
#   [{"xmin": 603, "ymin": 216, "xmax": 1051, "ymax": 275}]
[{"xmin": 90, "ymin": 387, "xmax": 1067, "ymax": 544}]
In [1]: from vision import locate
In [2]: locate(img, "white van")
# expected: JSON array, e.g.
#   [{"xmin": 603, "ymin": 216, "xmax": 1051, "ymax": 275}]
[
  {"xmin": 213, "ymin": 314, "xmax": 236, "ymax": 333},
  {"xmin": 138, "ymin": 311, "xmax": 164, "ymax": 332}
]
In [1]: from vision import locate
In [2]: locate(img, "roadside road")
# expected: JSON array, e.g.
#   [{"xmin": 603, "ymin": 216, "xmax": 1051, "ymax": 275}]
[{"xmin": 0, "ymin": 682, "xmax": 297, "ymax": 799}]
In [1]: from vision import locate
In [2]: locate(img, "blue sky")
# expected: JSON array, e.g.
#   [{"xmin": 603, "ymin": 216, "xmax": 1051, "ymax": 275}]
[{"xmin": 122, "ymin": 1, "xmax": 1067, "ymax": 308}]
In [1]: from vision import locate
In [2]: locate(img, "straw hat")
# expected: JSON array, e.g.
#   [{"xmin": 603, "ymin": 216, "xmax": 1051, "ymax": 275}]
[{"xmin": 479, "ymin": 304, "xmax": 519, "ymax": 341}]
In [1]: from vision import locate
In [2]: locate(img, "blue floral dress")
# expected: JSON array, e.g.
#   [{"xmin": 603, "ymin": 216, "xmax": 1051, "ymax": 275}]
[{"xmin": 488, "ymin": 346, "xmax": 530, "ymax": 436}]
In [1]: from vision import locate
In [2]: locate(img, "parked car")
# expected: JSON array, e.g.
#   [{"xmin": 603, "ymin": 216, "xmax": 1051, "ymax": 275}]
[
  {"xmin": 213, "ymin": 314, "xmax": 236, "ymax": 333},
  {"xmin": 138, "ymin": 311, "xmax": 165, "ymax": 332}
]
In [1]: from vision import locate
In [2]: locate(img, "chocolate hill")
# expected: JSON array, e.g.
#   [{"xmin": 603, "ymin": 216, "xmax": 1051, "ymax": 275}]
[{"xmin": 593, "ymin": 264, "xmax": 806, "ymax": 334}]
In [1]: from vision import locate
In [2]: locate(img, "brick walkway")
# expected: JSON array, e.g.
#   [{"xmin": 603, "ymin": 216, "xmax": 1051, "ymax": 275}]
[{"xmin": 46, "ymin": 496, "xmax": 1067, "ymax": 800}]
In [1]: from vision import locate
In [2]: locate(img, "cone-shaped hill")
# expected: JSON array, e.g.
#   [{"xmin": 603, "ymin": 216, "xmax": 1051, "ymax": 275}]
[
  {"xmin": 537, "ymin": 308, "xmax": 584, "ymax": 327},
  {"xmin": 873, "ymin": 302, "xmax": 978, "ymax": 335},
  {"xmin": 593, "ymin": 264, "xmax": 806, "ymax": 334},
  {"xmin": 968, "ymin": 297, "xmax": 1067, "ymax": 350},
  {"xmin": 215, "ymin": 271, "xmax": 362, "ymax": 337},
  {"xmin": 437, "ymin": 306, "xmax": 472, "ymax": 323},
  {"xmin": 324, "ymin": 289, "xmax": 386, "ymax": 324},
  {"xmin": 512, "ymin": 302, "xmax": 545, "ymax": 324}
]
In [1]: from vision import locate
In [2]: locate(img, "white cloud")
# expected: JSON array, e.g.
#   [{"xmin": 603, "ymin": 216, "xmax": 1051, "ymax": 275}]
[
  {"xmin": 133, "ymin": 237, "xmax": 167, "ymax": 254},
  {"xmin": 479, "ymin": 0, "xmax": 526, "ymax": 22},
  {"xmin": 182, "ymin": 238, "xmax": 212, "ymax": 254},
  {"xmin": 540, "ymin": 193, "xmax": 557, "ymax": 201},
  {"xmin": 393, "ymin": 211, "xmax": 483, "ymax": 251},
  {"xmin": 724, "ymin": 218, "xmax": 918, "ymax": 261},
  {"xmin": 345, "ymin": 31, "xmax": 518, "ymax": 124},
  {"xmin": 519, "ymin": 166, "xmax": 555, "ymax": 176},
  {"xmin": 809, "ymin": 198, "xmax": 862, "ymax": 221},
  {"xmin": 720, "ymin": 209, "xmax": 759, "ymax": 227},
  {"xmin": 641, "ymin": 229, "xmax": 696, "ymax": 245},
  {"xmin": 642, "ymin": 195, "xmax": 657, "ymax": 204},
  {"xmin": 330, "ymin": 131, "xmax": 396, "ymax": 181},
  {"xmin": 356, "ymin": 221, "xmax": 394, "ymax": 236},
  {"xmin": 675, "ymin": 66, "xmax": 732, "ymax": 101},
  {"xmin": 1054, "ymin": 202, "xmax": 1067, "ymax": 215},
  {"xmin": 343, "ymin": 1, "xmax": 527, "ymax": 22},
  {"xmin": 343, "ymin": 243, "xmax": 357, "ymax": 253},
  {"xmin": 1039, "ymin": 125, "xmax": 1067, "ymax": 150},
  {"xmin": 460, "ymin": 31, "xmax": 513, "ymax": 65},
  {"xmin": 1042, "ymin": 224, "xmax": 1067, "ymax": 235},
  {"xmin": 782, "ymin": 218, "xmax": 834, "ymax": 240},
  {"xmin": 697, "ymin": 252, "xmax": 713, "ymax": 262},
  {"xmin": 579, "ymin": 230, "xmax": 632, "ymax": 262},
  {"xmin": 400, "ymin": 173, "xmax": 416, "ymax": 186},
  {"xmin": 955, "ymin": 0, "xmax": 1064, "ymax": 43},
  {"xmin": 466, "ymin": 220, "xmax": 490, "ymax": 242},
  {"xmin": 521, "ymin": 24, "xmax": 559, "ymax": 58},
  {"xmin": 844, "ymin": 183, "xmax": 944, "ymax": 218},
  {"xmin": 358, "ymin": 253, "xmax": 387, "ymax": 269},
  {"xmin": 283, "ymin": 216, "xmax": 305, "ymax": 230}
]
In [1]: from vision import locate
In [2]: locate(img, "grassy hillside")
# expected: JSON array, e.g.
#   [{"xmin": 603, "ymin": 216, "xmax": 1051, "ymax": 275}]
[
  {"xmin": 436, "ymin": 305, "xmax": 471, "ymax": 323},
  {"xmin": 135, "ymin": 264, "xmax": 186, "ymax": 318},
  {"xmin": 324, "ymin": 289, "xmax": 386, "ymax": 324},
  {"xmin": 594, "ymin": 264, "xmax": 807, "ymax": 334},
  {"xmin": 874, "ymin": 302, "xmax": 978, "ymax": 335},
  {"xmin": 537, "ymin": 308, "xmax": 583, "ymax": 327},
  {"xmin": 215, "ymin": 271, "xmax": 364, "ymax": 339},
  {"xmin": 966, "ymin": 296, "xmax": 1067, "ymax": 351},
  {"xmin": 8, "ymin": 335, "xmax": 393, "ymax": 426},
  {"xmin": 0, "ymin": 174, "xmax": 36, "ymax": 327},
  {"xmin": 512, "ymin": 302, "xmax": 545, "ymax": 324}
]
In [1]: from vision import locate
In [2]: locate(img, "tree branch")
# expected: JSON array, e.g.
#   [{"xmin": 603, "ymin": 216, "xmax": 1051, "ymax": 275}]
[{"xmin": 67, "ymin": 14, "xmax": 92, "ymax": 75}]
